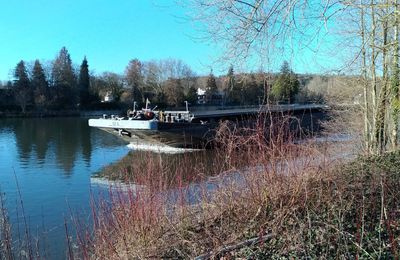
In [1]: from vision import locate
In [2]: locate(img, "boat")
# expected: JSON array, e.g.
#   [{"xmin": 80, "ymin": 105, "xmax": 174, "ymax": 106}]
[
  {"xmin": 88, "ymin": 101, "xmax": 215, "ymax": 148},
  {"xmin": 88, "ymin": 101, "xmax": 328, "ymax": 148}
]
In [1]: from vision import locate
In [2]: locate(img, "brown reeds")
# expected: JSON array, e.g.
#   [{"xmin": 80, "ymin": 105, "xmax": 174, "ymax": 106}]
[{"xmin": 78, "ymin": 113, "xmax": 400, "ymax": 259}]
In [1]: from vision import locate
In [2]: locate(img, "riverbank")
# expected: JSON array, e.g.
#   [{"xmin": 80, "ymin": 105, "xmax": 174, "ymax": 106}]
[{"xmin": 81, "ymin": 125, "xmax": 399, "ymax": 258}]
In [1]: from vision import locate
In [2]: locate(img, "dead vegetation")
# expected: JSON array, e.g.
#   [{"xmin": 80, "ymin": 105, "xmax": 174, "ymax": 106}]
[{"xmin": 77, "ymin": 115, "xmax": 399, "ymax": 259}]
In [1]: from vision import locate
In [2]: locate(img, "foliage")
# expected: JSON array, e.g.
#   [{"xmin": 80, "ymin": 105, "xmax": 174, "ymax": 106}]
[
  {"xmin": 271, "ymin": 61, "xmax": 299, "ymax": 103},
  {"xmin": 85, "ymin": 120, "xmax": 400, "ymax": 259},
  {"xmin": 205, "ymin": 70, "xmax": 218, "ymax": 103},
  {"xmin": 51, "ymin": 47, "xmax": 77, "ymax": 108},
  {"xmin": 31, "ymin": 60, "xmax": 49, "ymax": 110},
  {"xmin": 242, "ymin": 74, "xmax": 263, "ymax": 105},
  {"xmin": 225, "ymin": 66, "xmax": 241, "ymax": 104},
  {"xmin": 78, "ymin": 56, "xmax": 90, "ymax": 107},
  {"xmin": 13, "ymin": 60, "xmax": 32, "ymax": 113},
  {"xmin": 185, "ymin": 85, "xmax": 198, "ymax": 105}
]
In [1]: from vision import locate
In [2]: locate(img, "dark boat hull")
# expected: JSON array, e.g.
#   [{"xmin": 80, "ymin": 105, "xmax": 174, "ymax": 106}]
[{"xmin": 97, "ymin": 122, "xmax": 217, "ymax": 148}]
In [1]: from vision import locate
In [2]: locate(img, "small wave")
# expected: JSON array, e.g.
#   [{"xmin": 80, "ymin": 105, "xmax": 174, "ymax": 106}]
[
  {"xmin": 127, "ymin": 143, "xmax": 202, "ymax": 154},
  {"xmin": 90, "ymin": 177, "xmax": 144, "ymax": 192}
]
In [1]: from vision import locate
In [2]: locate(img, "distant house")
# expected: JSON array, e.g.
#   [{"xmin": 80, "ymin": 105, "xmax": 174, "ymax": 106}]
[
  {"xmin": 197, "ymin": 88, "xmax": 206, "ymax": 104},
  {"xmin": 102, "ymin": 91, "xmax": 114, "ymax": 103},
  {"xmin": 197, "ymin": 88, "xmax": 225, "ymax": 105}
]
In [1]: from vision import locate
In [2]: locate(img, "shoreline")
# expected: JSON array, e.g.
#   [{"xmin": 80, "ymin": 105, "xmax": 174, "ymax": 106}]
[
  {"xmin": 86, "ymin": 132, "xmax": 400, "ymax": 258},
  {"xmin": 0, "ymin": 109, "xmax": 123, "ymax": 118}
]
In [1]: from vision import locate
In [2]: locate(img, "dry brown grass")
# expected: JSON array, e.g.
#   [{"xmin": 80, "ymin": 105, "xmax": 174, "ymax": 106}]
[{"xmin": 77, "ymin": 114, "xmax": 400, "ymax": 259}]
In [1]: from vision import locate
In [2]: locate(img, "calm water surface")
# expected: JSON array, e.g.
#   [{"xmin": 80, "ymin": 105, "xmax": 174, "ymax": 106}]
[{"xmin": 0, "ymin": 117, "xmax": 129, "ymax": 258}]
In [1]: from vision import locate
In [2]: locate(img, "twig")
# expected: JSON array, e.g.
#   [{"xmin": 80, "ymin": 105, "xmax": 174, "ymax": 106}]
[{"xmin": 194, "ymin": 233, "xmax": 273, "ymax": 260}]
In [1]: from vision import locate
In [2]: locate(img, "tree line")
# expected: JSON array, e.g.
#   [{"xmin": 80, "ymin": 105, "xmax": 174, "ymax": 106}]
[
  {"xmin": 1, "ymin": 47, "xmax": 92, "ymax": 112},
  {"xmin": 0, "ymin": 47, "xmax": 302, "ymax": 113}
]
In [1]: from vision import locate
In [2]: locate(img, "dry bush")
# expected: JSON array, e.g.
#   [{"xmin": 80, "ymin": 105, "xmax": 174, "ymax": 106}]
[{"xmin": 76, "ymin": 114, "xmax": 399, "ymax": 259}]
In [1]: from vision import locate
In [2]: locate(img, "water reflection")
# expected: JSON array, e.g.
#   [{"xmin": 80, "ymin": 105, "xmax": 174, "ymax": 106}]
[
  {"xmin": 0, "ymin": 118, "xmax": 125, "ymax": 176},
  {"xmin": 0, "ymin": 117, "xmax": 129, "ymax": 258}
]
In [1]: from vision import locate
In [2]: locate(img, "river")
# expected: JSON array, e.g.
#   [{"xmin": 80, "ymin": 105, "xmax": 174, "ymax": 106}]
[{"xmin": 0, "ymin": 117, "xmax": 130, "ymax": 258}]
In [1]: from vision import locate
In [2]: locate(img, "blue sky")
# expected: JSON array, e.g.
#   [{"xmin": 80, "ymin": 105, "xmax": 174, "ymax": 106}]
[
  {"xmin": 0, "ymin": 0, "xmax": 348, "ymax": 81},
  {"xmin": 0, "ymin": 0, "xmax": 219, "ymax": 80}
]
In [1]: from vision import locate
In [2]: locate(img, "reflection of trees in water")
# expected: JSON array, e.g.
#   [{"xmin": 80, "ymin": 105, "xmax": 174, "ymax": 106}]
[
  {"xmin": 80, "ymin": 119, "xmax": 92, "ymax": 165},
  {"xmin": 33, "ymin": 119, "xmax": 51, "ymax": 163},
  {"xmin": 3, "ymin": 117, "xmax": 118, "ymax": 176},
  {"xmin": 54, "ymin": 118, "xmax": 80, "ymax": 174},
  {"xmin": 11, "ymin": 119, "xmax": 35, "ymax": 162}
]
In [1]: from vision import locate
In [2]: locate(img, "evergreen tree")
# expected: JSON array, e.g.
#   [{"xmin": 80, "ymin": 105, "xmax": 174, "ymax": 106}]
[
  {"xmin": 226, "ymin": 66, "xmax": 235, "ymax": 92},
  {"xmin": 13, "ymin": 60, "xmax": 32, "ymax": 112},
  {"xmin": 78, "ymin": 56, "xmax": 90, "ymax": 107},
  {"xmin": 31, "ymin": 60, "xmax": 49, "ymax": 109},
  {"xmin": 225, "ymin": 66, "xmax": 241, "ymax": 104},
  {"xmin": 205, "ymin": 70, "xmax": 218, "ymax": 103},
  {"xmin": 243, "ymin": 74, "xmax": 263, "ymax": 105},
  {"xmin": 185, "ymin": 85, "xmax": 198, "ymax": 105},
  {"xmin": 52, "ymin": 47, "xmax": 77, "ymax": 108},
  {"xmin": 271, "ymin": 61, "xmax": 299, "ymax": 103}
]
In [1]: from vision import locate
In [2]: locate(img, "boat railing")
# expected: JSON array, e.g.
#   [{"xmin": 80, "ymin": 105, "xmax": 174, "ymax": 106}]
[{"xmin": 159, "ymin": 110, "xmax": 193, "ymax": 123}]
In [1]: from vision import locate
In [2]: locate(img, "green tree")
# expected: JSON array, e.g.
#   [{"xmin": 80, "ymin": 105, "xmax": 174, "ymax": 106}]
[
  {"xmin": 225, "ymin": 66, "xmax": 241, "ymax": 104},
  {"xmin": 185, "ymin": 85, "xmax": 198, "ymax": 105},
  {"xmin": 31, "ymin": 60, "xmax": 49, "ymax": 110},
  {"xmin": 243, "ymin": 74, "xmax": 263, "ymax": 105},
  {"xmin": 205, "ymin": 70, "xmax": 218, "ymax": 103},
  {"xmin": 13, "ymin": 60, "xmax": 32, "ymax": 113},
  {"xmin": 51, "ymin": 47, "xmax": 77, "ymax": 108},
  {"xmin": 78, "ymin": 56, "xmax": 90, "ymax": 107},
  {"xmin": 271, "ymin": 61, "xmax": 299, "ymax": 103}
]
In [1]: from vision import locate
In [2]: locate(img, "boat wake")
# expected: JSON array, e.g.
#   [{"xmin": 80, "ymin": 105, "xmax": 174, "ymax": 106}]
[
  {"xmin": 90, "ymin": 177, "xmax": 144, "ymax": 192},
  {"xmin": 127, "ymin": 143, "xmax": 202, "ymax": 154}
]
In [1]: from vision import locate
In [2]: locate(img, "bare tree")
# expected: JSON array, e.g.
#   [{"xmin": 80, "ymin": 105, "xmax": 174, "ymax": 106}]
[
  {"xmin": 125, "ymin": 58, "xmax": 144, "ymax": 103},
  {"xmin": 182, "ymin": 0, "xmax": 400, "ymax": 154}
]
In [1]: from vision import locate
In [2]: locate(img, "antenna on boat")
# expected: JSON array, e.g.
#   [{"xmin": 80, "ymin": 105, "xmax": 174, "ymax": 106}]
[
  {"xmin": 145, "ymin": 98, "xmax": 150, "ymax": 110},
  {"xmin": 184, "ymin": 101, "xmax": 189, "ymax": 112},
  {"xmin": 133, "ymin": 101, "xmax": 137, "ymax": 112}
]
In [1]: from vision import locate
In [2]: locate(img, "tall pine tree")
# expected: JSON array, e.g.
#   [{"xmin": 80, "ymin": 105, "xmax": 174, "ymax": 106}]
[
  {"xmin": 52, "ymin": 47, "xmax": 77, "ymax": 108},
  {"xmin": 225, "ymin": 66, "xmax": 241, "ymax": 104},
  {"xmin": 205, "ymin": 70, "xmax": 218, "ymax": 103},
  {"xmin": 31, "ymin": 60, "xmax": 49, "ymax": 109},
  {"xmin": 13, "ymin": 60, "xmax": 31, "ymax": 113},
  {"xmin": 78, "ymin": 56, "xmax": 90, "ymax": 107},
  {"xmin": 185, "ymin": 85, "xmax": 198, "ymax": 105},
  {"xmin": 271, "ymin": 61, "xmax": 299, "ymax": 103}
]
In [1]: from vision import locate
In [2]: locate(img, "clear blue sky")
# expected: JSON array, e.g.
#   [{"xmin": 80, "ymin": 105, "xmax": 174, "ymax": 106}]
[
  {"xmin": 0, "ymin": 0, "xmax": 346, "ymax": 82},
  {"xmin": 0, "ymin": 0, "xmax": 218, "ymax": 81}
]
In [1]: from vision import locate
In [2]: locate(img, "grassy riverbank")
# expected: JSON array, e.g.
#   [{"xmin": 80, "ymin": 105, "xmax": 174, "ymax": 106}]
[{"xmin": 83, "ymin": 124, "xmax": 400, "ymax": 259}]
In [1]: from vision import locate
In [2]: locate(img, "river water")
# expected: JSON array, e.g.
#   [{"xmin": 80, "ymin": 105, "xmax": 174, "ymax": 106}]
[{"xmin": 0, "ymin": 117, "xmax": 130, "ymax": 258}]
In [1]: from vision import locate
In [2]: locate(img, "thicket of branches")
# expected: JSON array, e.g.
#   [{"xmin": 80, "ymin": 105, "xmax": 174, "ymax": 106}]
[{"xmin": 182, "ymin": 0, "xmax": 400, "ymax": 154}]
